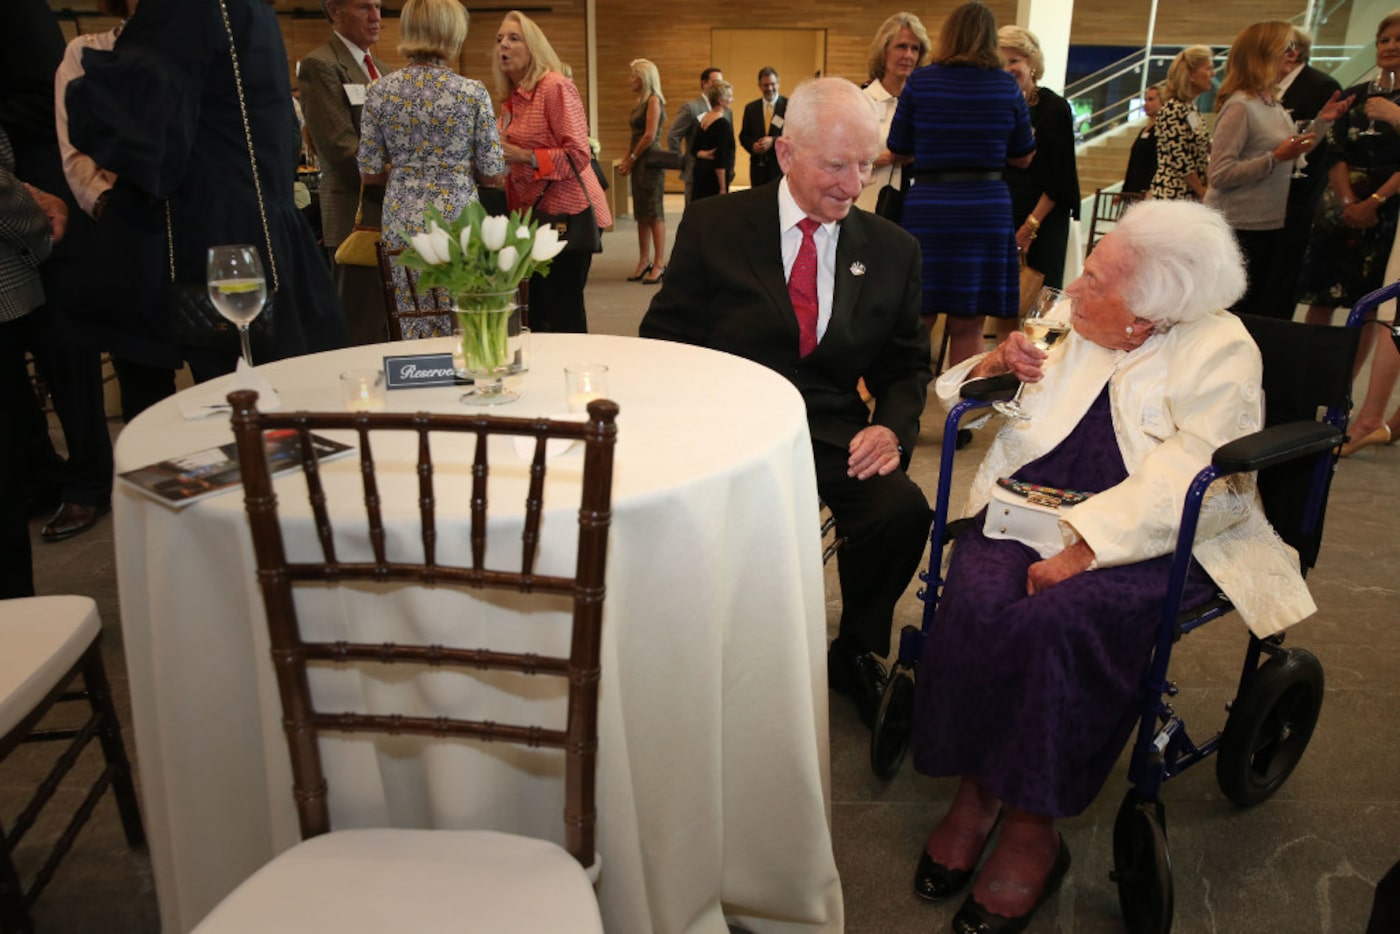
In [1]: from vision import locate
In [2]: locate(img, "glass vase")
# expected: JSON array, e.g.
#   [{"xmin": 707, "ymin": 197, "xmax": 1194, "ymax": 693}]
[{"xmin": 452, "ymin": 289, "xmax": 520, "ymax": 405}]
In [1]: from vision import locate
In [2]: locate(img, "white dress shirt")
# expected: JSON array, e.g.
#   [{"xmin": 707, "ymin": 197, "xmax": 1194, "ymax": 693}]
[{"xmin": 778, "ymin": 178, "xmax": 839, "ymax": 341}]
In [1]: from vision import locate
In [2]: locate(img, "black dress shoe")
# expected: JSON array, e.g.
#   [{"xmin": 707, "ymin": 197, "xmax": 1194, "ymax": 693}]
[
  {"xmin": 626, "ymin": 263, "xmax": 654, "ymax": 282},
  {"xmin": 951, "ymin": 834, "xmax": 1071, "ymax": 934},
  {"xmin": 827, "ymin": 644, "xmax": 887, "ymax": 727},
  {"xmin": 914, "ymin": 813, "xmax": 1002, "ymax": 901},
  {"xmin": 40, "ymin": 503, "xmax": 109, "ymax": 543}
]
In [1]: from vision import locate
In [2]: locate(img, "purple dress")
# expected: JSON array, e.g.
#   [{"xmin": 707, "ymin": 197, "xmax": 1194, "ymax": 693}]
[{"xmin": 913, "ymin": 387, "xmax": 1217, "ymax": 818}]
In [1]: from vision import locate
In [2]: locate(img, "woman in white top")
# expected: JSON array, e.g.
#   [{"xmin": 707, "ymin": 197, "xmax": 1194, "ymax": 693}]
[{"xmin": 856, "ymin": 12, "xmax": 931, "ymax": 214}]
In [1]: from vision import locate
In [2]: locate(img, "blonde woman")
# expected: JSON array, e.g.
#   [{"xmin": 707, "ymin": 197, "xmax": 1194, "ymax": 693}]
[
  {"xmin": 1149, "ymin": 46, "xmax": 1215, "ymax": 201},
  {"xmin": 691, "ymin": 80, "xmax": 735, "ymax": 202},
  {"xmin": 999, "ymin": 24, "xmax": 1080, "ymax": 290},
  {"xmin": 1205, "ymin": 21, "xmax": 1349, "ymax": 317},
  {"xmin": 619, "ymin": 58, "xmax": 667, "ymax": 283},
  {"xmin": 856, "ymin": 11, "xmax": 932, "ymax": 213},
  {"xmin": 359, "ymin": 0, "xmax": 505, "ymax": 338},
  {"xmin": 494, "ymin": 10, "xmax": 612, "ymax": 331}
]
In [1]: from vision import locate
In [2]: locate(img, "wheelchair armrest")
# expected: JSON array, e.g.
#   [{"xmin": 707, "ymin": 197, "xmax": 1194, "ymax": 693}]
[
  {"xmin": 959, "ymin": 373, "xmax": 1019, "ymax": 402},
  {"xmin": 1211, "ymin": 421, "xmax": 1342, "ymax": 474}
]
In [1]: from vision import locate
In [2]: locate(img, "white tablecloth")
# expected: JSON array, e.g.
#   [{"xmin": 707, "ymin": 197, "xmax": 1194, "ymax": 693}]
[{"xmin": 112, "ymin": 334, "xmax": 842, "ymax": 933}]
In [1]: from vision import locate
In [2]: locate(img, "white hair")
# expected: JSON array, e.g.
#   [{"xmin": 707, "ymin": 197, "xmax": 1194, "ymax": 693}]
[
  {"xmin": 781, "ymin": 77, "xmax": 879, "ymax": 149},
  {"xmin": 1110, "ymin": 201, "xmax": 1246, "ymax": 326}
]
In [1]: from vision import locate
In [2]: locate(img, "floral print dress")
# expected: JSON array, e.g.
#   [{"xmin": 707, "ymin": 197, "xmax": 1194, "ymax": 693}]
[
  {"xmin": 1296, "ymin": 82, "xmax": 1400, "ymax": 307},
  {"xmin": 359, "ymin": 65, "xmax": 506, "ymax": 337}
]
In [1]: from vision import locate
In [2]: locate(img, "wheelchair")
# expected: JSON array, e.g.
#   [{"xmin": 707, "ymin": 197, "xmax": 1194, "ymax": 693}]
[{"xmin": 867, "ymin": 282, "xmax": 1388, "ymax": 934}]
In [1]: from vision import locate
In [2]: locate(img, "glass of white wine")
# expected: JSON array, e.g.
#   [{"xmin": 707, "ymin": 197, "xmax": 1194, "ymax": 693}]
[
  {"xmin": 993, "ymin": 285, "xmax": 1071, "ymax": 422},
  {"xmin": 207, "ymin": 245, "xmax": 267, "ymax": 366},
  {"xmin": 1290, "ymin": 119, "xmax": 1313, "ymax": 179}
]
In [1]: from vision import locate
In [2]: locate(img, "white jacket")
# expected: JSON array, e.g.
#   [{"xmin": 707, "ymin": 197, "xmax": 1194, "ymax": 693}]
[{"xmin": 938, "ymin": 308, "xmax": 1316, "ymax": 637}]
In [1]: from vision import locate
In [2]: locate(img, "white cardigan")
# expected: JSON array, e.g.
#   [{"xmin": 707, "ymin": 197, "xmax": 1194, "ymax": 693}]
[{"xmin": 938, "ymin": 308, "xmax": 1316, "ymax": 637}]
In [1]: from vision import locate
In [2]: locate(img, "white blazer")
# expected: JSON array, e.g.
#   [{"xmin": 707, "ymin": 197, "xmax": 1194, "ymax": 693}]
[{"xmin": 938, "ymin": 308, "xmax": 1315, "ymax": 637}]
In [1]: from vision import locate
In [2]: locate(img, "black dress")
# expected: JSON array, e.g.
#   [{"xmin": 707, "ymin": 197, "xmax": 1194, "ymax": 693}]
[
  {"xmin": 691, "ymin": 115, "xmax": 735, "ymax": 201},
  {"xmin": 1122, "ymin": 124, "xmax": 1157, "ymax": 195},
  {"xmin": 66, "ymin": 0, "xmax": 346, "ymax": 374},
  {"xmin": 1004, "ymin": 87, "xmax": 1081, "ymax": 288}
]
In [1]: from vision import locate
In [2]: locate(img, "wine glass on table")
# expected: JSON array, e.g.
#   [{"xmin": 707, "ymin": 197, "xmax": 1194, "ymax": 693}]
[
  {"xmin": 993, "ymin": 285, "xmax": 1072, "ymax": 422},
  {"xmin": 1362, "ymin": 70, "xmax": 1397, "ymax": 136},
  {"xmin": 1290, "ymin": 119, "xmax": 1314, "ymax": 179},
  {"xmin": 207, "ymin": 245, "xmax": 267, "ymax": 366}
]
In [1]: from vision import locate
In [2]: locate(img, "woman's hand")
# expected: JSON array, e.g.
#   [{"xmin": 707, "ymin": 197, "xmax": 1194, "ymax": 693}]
[
  {"xmin": 1317, "ymin": 90, "xmax": 1356, "ymax": 123},
  {"xmin": 970, "ymin": 330, "xmax": 1045, "ymax": 381},
  {"xmin": 618, "ymin": 155, "xmax": 633, "ymax": 176},
  {"xmin": 1027, "ymin": 538, "xmax": 1095, "ymax": 594},
  {"xmin": 501, "ymin": 141, "xmax": 534, "ymax": 166},
  {"xmin": 1015, "ymin": 223, "xmax": 1036, "ymax": 254},
  {"xmin": 1365, "ymin": 95, "xmax": 1400, "ymax": 129},
  {"xmin": 1342, "ymin": 197, "xmax": 1382, "ymax": 229},
  {"xmin": 1272, "ymin": 133, "xmax": 1315, "ymax": 164},
  {"xmin": 872, "ymin": 148, "xmax": 895, "ymax": 168}
]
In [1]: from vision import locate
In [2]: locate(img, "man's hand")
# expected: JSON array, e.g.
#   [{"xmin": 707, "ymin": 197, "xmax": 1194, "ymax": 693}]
[
  {"xmin": 847, "ymin": 424, "xmax": 901, "ymax": 480},
  {"xmin": 25, "ymin": 184, "xmax": 68, "ymax": 243},
  {"xmin": 752, "ymin": 136, "xmax": 774, "ymax": 155},
  {"xmin": 1027, "ymin": 537, "xmax": 1095, "ymax": 594}
]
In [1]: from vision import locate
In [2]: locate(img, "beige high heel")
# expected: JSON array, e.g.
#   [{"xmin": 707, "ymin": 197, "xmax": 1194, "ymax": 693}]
[{"xmin": 1340, "ymin": 424, "xmax": 1394, "ymax": 458}]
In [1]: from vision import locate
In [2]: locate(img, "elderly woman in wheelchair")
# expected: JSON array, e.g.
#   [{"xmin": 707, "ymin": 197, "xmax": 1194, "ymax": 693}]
[{"xmin": 909, "ymin": 200, "xmax": 1318, "ymax": 934}]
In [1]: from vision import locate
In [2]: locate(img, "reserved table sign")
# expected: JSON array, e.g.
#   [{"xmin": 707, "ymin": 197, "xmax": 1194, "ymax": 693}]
[{"xmin": 382, "ymin": 352, "xmax": 471, "ymax": 389}]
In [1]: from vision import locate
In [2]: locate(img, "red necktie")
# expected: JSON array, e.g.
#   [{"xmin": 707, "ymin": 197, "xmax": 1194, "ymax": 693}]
[
  {"xmin": 363, "ymin": 54, "xmax": 380, "ymax": 81},
  {"xmin": 790, "ymin": 217, "xmax": 820, "ymax": 356}
]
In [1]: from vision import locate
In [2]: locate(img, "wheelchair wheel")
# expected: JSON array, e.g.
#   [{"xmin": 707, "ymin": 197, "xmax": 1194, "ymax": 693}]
[
  {"xmin": 1216, "ymin": 648, "xmax": 1324, "ymax": 807},
  {"xmin": 870, "ymin": 663, "xmax": 915, "ymax": 780},
  {"xmin": 1111, "ymin": 790, "xmax": 1173, "ymax": 934}
]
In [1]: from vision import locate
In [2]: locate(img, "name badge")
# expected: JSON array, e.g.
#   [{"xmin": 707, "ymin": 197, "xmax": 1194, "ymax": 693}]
[
  {"xmin": 770, "ymin": 114, "xmax": 784, "ymax": 129},
  {"xmin": 344, "ymin": 83, "xmax": 367, "ymax": 106},
  {"xmin": 382, "ymin": 352, "xmax": 468, "ymax": 389}
]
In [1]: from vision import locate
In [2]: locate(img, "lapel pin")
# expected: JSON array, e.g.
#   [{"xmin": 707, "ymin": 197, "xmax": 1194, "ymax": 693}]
[{"xmin": 849, "ymin": 262, "xmax": 866, "ymax": 276}]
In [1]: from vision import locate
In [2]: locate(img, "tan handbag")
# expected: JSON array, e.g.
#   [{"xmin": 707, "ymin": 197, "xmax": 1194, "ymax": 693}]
[
  {"xmin": 1018, "ymin": 255, "xmax": 1046, "ymax": 317},
  {"xmin": 333, "ymin": 189, "xmax": 381, "ymax": 267}
]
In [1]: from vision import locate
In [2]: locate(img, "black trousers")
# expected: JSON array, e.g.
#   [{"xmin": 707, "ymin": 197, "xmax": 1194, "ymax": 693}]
[
  {"xmin": 0, "ymin": 317, "xmax": 36, "ymax": 597},
  {"xmin": 21, "ymin": 308, "xmax": 113, "ymax": 508},
  {"xmin": 814, "ymin": 440, "xmax": 933, "ymax": 657},
  {"xmin": 1232, "ymin": 227, "xmax": 1286, "ymax": 319},
  {"xmin": 527, "ymin": 249, "xmax": 593, "ymax": 333},
  {"xmin": 110, "ymin": 356, "xmax": 177, "ymax": 423}
]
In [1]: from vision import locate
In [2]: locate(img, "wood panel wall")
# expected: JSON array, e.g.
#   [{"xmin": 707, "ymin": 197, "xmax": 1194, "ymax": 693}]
[{"xmin": 51, "ymin": 0, "xmax": 1344, "ymax": 172}]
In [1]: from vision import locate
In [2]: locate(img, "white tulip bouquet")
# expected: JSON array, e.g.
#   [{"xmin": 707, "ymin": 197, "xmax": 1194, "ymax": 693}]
[{"xmin": 398, "ymin": 201, "xmax": 567, "ymax": 373}]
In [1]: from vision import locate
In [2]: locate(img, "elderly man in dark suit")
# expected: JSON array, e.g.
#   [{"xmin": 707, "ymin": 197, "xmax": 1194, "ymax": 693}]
[
  {"xmin": 739, "ymin": 66, "xmax": 787, "ymax": 187},
  {"xmin": 1271, "ymin": 26, "xmax": 1342, "ymax": 315},
  {"xmin": 642, "ymin": 77, "xmax": 933, "ymax": 727},
  {"xmin": 300, "ymin": 0, "xmax": 387, "ymax": 344}
]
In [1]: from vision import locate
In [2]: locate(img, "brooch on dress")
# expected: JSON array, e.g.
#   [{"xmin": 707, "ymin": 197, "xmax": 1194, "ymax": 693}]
[{"xmin": 849, "ymin": 262, "xmax": 866, "ymax": 276}]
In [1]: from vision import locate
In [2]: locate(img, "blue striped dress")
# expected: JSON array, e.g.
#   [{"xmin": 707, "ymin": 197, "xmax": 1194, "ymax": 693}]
[{"xmin": 888, "ymin": 64, "xmax": 1035, "ymax": 318}]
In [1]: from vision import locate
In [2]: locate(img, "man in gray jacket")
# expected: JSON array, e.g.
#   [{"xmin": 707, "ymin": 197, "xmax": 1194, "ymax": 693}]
[
  {"xmin": 666, "ymin": 67, "xmax": 725, "ymax": 205},
  {"xmin": 300, "ymin": 0, "xmax": 387, "ymax": 343}
]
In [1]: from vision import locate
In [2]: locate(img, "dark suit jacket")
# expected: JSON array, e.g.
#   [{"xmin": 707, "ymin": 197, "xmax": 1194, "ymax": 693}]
[
  {"xmin": 299, "ymin": 36, "xmax": 385, "ymax": 246},
  {"xmin": 640, "ymin": 183, "xmax": 931, "ymax": 454},
  {"xmin": 739, "ymin": 95, "xmax": 787, "ymax": 186},
  {"xmin": 1281, "ymin": 64, "xmax": 1342, "ymax": 210}
]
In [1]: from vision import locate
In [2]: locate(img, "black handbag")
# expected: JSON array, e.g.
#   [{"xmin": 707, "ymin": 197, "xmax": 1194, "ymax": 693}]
[
  {"xmin": 874, "ymin": 167, "xmax": 911, "ymax": 222},
  {"xmin": 641, "ymin": 148, "xmax": 684, "ymax": 171},
  {"xmin": 166, "ymin": 0, "xmax": 278, "ymax": 353},
  {"xmin": 533, "ymin": 154, "xmax": 603, "ymax": 255}
]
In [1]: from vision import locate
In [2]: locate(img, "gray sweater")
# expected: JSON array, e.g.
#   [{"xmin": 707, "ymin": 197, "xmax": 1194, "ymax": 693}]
[{"xmin": 1205, "ymin": 92, "xmax": 1301, "ymax": 231}]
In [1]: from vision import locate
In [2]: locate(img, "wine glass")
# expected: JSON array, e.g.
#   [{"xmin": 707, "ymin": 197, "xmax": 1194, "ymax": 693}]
[
  {"xmin": 1290, "ymin": 119, "xmax": 1313, "ymax": 179},
  {"xmin": 993, "ymin": 286, "xmax": 1072, "ymax": 422},
  {"xmin": 207, "ymin": 245, "xmax": 267, "ymax": 366},
  {"xmin": 1362, "ymin": 71, "xmax": 1397, "ymax": 136}
]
